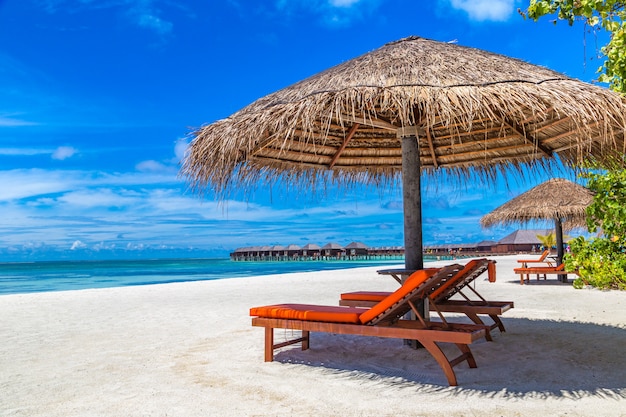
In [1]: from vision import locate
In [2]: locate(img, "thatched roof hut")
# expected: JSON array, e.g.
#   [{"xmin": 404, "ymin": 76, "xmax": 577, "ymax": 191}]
[
  {"xmin": 301, "ymin": 243, "xmax": 321, "ymax": 250},
  {"xmin": 494, "ymin": 229, "xmax": 553, "ymax": 253},
  {"xmin": 345, "ymin": 241, "xmax": 368, "ymax": 255},
  {"xmin": 321, "ymin": 242, "xmax": 344, "ymax": 257}
]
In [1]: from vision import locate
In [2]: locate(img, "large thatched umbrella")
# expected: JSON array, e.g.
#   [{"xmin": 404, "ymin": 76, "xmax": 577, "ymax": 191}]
[
  {"xmin": 480, "ymin": 178, "xmax": 594, "ymax": 277},
  {"xmin": 182, "ymin": 36, "xmax": 625, "ymax": 307}
]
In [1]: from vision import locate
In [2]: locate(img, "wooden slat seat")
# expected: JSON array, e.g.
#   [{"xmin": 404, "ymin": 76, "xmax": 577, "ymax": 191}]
[{"xmin": 513, "ymin": 263, "xmax": 579, "ymax": 285}]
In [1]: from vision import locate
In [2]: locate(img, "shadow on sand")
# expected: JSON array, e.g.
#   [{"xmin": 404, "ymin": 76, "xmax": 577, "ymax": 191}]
[{"xmin": 272, "ymin": 317, "xmax": 626, "ymax": 398}]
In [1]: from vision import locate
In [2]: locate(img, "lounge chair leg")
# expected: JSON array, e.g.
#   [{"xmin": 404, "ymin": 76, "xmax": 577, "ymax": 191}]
[
  {"xmin": 520, "ymin": 273, "xmax": 528, "ymax": 285},
  {"xmin": 419, "ymin": 340, "xmax": 460, "ymax": 386},
  {"xmin": 455, "ymin": 343, "xmax": 477, "ymax": 368},
  {"xmin": 264, "ymin": 327, "xmax": 274, "ymax": 362},
  {"xmin": 302, "ymin": 330, "xmax": 309, "ymax": 351},
  {"xmin": 464, "ymin": 312, "xmax": 493, "ymax": 341},
  {"xmin": 489, "ymin": 314, "xmax": 506, "ymax": 333}
]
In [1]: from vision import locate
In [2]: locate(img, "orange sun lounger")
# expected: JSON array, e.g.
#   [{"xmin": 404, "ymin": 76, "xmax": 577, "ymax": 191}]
[
  {"xmin": 339, "ymin": 259, "xmax": 513, "ymax": 340},
  {"xmin": 517, "ymin": 249, "xmax": 552, "ymax": 267},
  {"xmin": 515, "ymin": 250, "xmax": 559, "ymax": 282},
  {"xmin": 250, "ymin": 264, "xmax": 489, "ymax": 386},
  {"xmin": 514, "ymin": 263, "xmax": 579, "ymax": 284}
]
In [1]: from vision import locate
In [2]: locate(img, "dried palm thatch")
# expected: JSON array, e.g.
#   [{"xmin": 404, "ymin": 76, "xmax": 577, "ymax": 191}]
[
  {"xmin": 182, "ymin": 36, "xmax": 626, "ymax": 195},
  {"xmin": 481, "ymin": 177, "xmax": 594, "ymax": 273},
  {"xmin": 480, "ymin": 178, "xmax": 594, "ymax": 230}
]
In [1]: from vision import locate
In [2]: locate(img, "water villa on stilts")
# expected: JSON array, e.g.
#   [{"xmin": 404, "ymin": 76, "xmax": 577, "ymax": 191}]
[
  {"xmin": 229, "ymin": 230, "xmax": 557, "ymax": 262},
  {"xmin": 230, "ymin": 242, "xmax": 404, "ymax": 261}
]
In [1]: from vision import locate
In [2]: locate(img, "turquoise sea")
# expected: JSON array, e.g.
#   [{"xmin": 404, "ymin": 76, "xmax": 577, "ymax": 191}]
[{"xmin": 0, "ymin": 258, "xmax": 408, "ymax": 295}]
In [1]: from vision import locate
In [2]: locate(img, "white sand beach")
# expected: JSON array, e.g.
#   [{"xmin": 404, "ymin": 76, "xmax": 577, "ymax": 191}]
[{"xmin": 1, "ymin": 255, "xmax": 625, "ymax": 417}]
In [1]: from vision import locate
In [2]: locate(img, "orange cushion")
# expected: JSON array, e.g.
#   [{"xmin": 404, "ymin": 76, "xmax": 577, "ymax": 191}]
[
  {"xmin": 358, "ymin": 269, "xmax": 436, "ymax": 324},
  {"xmin": 514, "ymin": 263, "xmax": 566, "ymax": 273},
  {"xmin": 250, "ymin": 304, "xmax": 367, "ymax": 324},
  {"xmin": 340, "ymin": 291, "xmax": 391, "ymax": 302},
  {"xmin": 429, "ymin": 259, "xmax": 481, "ymax": 300}
]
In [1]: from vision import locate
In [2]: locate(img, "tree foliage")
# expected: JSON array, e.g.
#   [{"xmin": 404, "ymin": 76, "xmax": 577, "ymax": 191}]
[
  {"xmin": 524, "ymin": 0, "xmax": 626, "ymax": 94},
  {"xmin": 524, "ymin": 2, "xmax": 626, "ymax": 289},
  {"xmin": 536, "ymin": 232, "xmax": 557, "ymax": 248},
  {"xmin": 564, "ymin": 169, "xmax": 626, "ymax": 289}
]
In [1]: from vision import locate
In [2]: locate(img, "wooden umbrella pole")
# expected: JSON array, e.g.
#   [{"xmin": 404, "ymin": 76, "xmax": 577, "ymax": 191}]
[
  {"xmin": 400, "ymin": 126, "xmax": 424, "ymax": 273},
  {"xmin": 555, "ymin": 218, "xmax": 567, "ymax": 282},
  {"xmin": 400, "ymin": 127, "xmax": 427, "ymax": 349}
]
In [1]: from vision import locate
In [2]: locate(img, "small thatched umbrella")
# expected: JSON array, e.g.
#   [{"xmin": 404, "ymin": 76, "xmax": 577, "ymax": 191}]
[
  {"xmin": 481, "ymin": 178, "xmax": 594, "ymax": 279},
  {"xmin": 182, "ymin": 36, "xmax": 625, "ymax": 311}
]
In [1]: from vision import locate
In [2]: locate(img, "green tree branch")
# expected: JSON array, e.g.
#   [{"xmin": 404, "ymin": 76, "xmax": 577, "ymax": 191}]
[{"xmin": 523, "ymin": 0, "xmax": 626, "ymax": 94}]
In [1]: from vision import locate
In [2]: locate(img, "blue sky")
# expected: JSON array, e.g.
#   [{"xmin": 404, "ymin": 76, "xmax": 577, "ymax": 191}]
[{"xmin": 0, "ymin": 0, "xmax": 601, "ymax": 261}]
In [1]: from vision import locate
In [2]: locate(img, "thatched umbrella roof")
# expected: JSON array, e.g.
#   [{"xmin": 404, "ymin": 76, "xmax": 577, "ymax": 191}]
[
  {"xmin": 183, "ymin": 36, "xmax": 625, "ymax": 193},
  {"xmin": 480, "ymin": 178, "xmax": 594, "ymax": 230},
  {"xmin": 182, "ymin": 36, "xmax": 626, "ymax": 278},
  {"xmin": 481, "ymin": 178, "xmax": 594, "ymax": 274}
]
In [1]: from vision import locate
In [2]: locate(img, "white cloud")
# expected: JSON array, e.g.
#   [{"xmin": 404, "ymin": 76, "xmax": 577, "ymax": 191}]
[
  {"xmin": 0, "ymin": 168, "xmax": 179, "ymax": 202},
  {"xmin": 136, "ymin": 139, "xmax": 189, "ymax": 172},
  {"xmin": 0, "ymin": 148, "xmax": 48, "ymax": 156},
  {"xmin": 0, "ymin": 163, "xmax": 565, "ymax": 260},
  {"xmin": 0, "ymin": 170, "xmax": 74, "ymax": 201},
  {"xmin": 131, "ymin": 5, "xmax": 173, "ymax": 35},
  {"xmin": 0, "ymin": 116, "xmax": 38, "ymax": 127},
  {"xmin": 56, "ymin": 188, "xmax": 142, "ymax": 209},
  {"xmin": 174, "ymin": 138, "xmax": 188, "ymax": 161},
  {"xmin": 39, "ymin": 0, "xmax": 175, "ymax": 36},
  {"xmin": 70, "ymin": 240, "xmax": 87, "ymax": 250},
  {"xmin": 279, "ymin": 0, "xmax": 366, "ymax": 8},
  {"xmin": 0, "ymin": 146, "xmax": 78, "ymax": 159},
  {"xmin": 329, "ymin": 0, "xmax": 361, "ymax": 7},
  {"xmin": 274, "ymin": 0, "xmax": 379, "ymax": 26},
  {"xmin": 448, "ymin": 0, "xmax": 516, "ymax": 22},
  {"xmin": 136, "ymin": 159, "xmax": 170, "ymax": 172},
  {"xmin": 51, "ymin": 146, "xmax": 78, "ymax": 160}
]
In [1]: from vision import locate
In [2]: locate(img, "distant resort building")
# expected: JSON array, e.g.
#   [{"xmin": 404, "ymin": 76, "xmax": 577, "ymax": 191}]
[
  {"xmin": 490, "ymin": 229, "xmax": 553, "ymax": 253},
  {"xmin": 230, "ymin": 229, "xmax": 555, "ymax": 261},
  {"xmin": 424, "ymin": 229, "xmax": 553, "ymax": 255},
  {"xmin": 230, "ymin": 241, "xmax": 404, "ymax": 261}
]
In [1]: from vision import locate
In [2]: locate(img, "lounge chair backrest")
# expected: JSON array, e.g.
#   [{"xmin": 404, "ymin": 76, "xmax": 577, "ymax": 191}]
[
  {"xmin": 358, "ymin": 264, "xmax": 464, "ymax": 325},
  {"xmin": 429, "ymin": 259, "xmax": 495, "ymax": 304},
  {"xmin": 537, "ymin": 250, "xmax": 550, "ymax": 261}
]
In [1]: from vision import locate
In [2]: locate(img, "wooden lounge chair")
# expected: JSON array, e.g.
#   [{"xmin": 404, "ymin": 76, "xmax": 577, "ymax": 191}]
[
  {"xmin": 514, "ymin": 263, "xmax": 579, "ymax": 285},
  {"xmin": 516, "ymin": 250, "xmax": 554, "ymax": 280},
  {"xmin": 250, "ymin": 264, "xmax": 489, "ymax": 386},
  {"xmin": 339, "ymin": 259, "xmax": 513, "ymax": 340},
  {"xmin": 517, "ymin": 249, "xmax": 552, "ymax": 267}
]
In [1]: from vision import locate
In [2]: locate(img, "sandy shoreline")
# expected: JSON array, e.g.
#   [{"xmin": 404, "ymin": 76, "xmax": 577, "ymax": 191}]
[{"xmin": 1, "ymin": 255, "xmax": 625, "ymax": 416}]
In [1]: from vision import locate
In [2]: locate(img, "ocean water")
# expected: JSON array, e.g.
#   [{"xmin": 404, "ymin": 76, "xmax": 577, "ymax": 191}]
[{"xmin": 0, "ymin": 258, "xmax": 407, "ymax": 295}]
